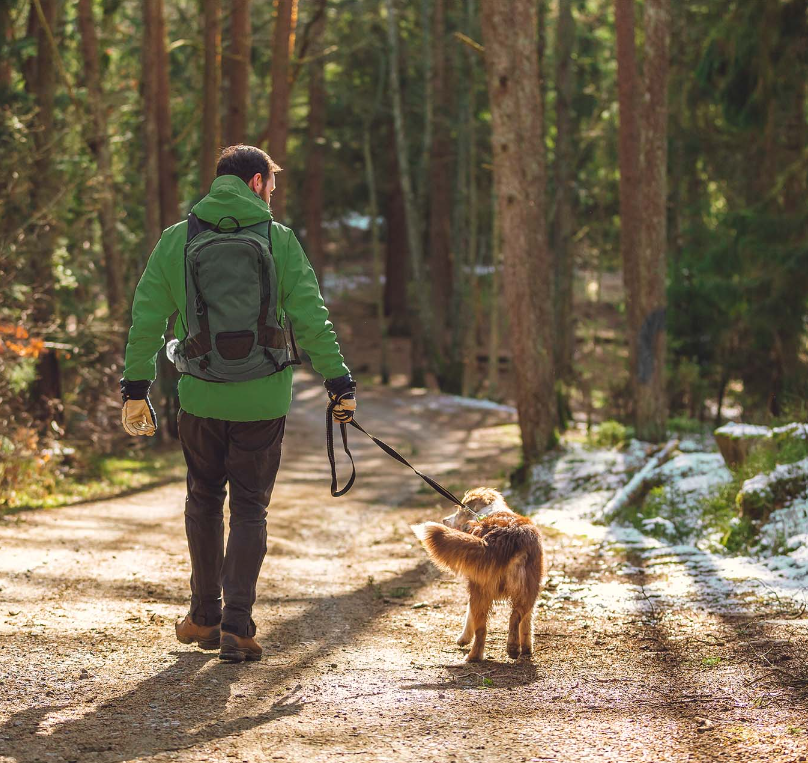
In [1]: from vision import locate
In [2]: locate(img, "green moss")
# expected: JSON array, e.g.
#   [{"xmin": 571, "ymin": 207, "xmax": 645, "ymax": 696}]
[
  {"xmin": 667, "ymin": 416, "xmax": 709, "ymax": 435},
  {"xmin": 1, "ymin": 447, "xmax": 185, "ymax": 514},
  {"xmin": 589, "ymin": 419, "xmax": 632, "ymax": 448}
]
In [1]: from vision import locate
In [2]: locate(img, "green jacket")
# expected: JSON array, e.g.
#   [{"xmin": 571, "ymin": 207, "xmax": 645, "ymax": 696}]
[{"xmin": 123, "ymin": 175, "xmax": 349, "ymax": 421}]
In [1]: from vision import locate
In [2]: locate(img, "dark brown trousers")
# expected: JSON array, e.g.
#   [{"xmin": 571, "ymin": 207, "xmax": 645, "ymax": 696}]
[{"xmin": 177, "ymin": 409, "xmax": 286, "ymax": 637}]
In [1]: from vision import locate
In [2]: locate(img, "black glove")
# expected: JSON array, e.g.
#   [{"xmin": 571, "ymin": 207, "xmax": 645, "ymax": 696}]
[
  {"xmin": 120, "ymin": 378, "xmax": 158, "ymax": 436},
  {"xmin": 324, "ymin": 374, "xmax": 357, "ymax": 423}
]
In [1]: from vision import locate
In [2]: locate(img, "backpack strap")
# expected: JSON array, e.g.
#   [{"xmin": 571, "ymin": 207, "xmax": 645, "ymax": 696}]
[
  {"xmin": 255, "ymin": 220, "xmax": 285, "ymax": 355},
  {"xmin": 186, "ymin": 212, "xmax": 216, "ymax": 242}
]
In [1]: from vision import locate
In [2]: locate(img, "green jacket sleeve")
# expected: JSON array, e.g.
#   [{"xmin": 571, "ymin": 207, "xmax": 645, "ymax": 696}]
[
  {"xmin": 123, "ymin": 234, "xmax": 176, "ymax": 381},
  {"xmin": 278, "ymin": 228, "xmax": 350, "ymax": 380}
]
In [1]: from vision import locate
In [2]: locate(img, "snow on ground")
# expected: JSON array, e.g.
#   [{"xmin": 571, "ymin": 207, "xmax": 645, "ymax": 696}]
[
  {"xmin": 739, "ymin": 456, "xmax": 808, "ymax": 504},
  {"xmin": 714, "ymin": 422, "xmax": 772, "ymax": 439},
  {"xmin": 758, "ymin": 494, "xmax": 808, "ymax": 555},
  {"xmin": 320, "ymin": 272, "xmax": 380, "ymax": 298},
  {"xmin": 410, "ymin": 394, "xmax": 517, "ymax": 415},
  {"xmin": 526, "ymin": 441, "xmax": 808, "ymax": 618}
]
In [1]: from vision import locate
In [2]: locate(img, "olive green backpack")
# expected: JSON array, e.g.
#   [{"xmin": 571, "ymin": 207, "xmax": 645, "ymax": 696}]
[{"xmin": 169, "ymin": 213, "xmax": 300, "ymax": 382}]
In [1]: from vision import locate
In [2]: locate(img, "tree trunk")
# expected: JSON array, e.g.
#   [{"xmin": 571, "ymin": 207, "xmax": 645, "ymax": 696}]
[
  {"xmin": 553, "ymin": 0, "xmax": 575, "ymax": 383},
  {"xmin": 225, "ymin": 0, "xmax": 251, "ymax": 145},
  {"xmin": 76, "ymin": 0, "xmax": 125, "ymax": 320},
  {"xmin": 364, "ymin": 126, "xmax": 389, "ymax": 385},
  {"xmin": 385, "ymin": 0, "xmax": 437, "ymax": 384},
  {"xmin": 462, "ymin": 0, "xmax": 479, "ymax": 398},
  {"xmin": 635, "ymin": 0, "xmax": 670, "ymax": 442},
  {"xmin": 24, "ymin": 0, "xmax": 62, "ymax": 420},
  {"xmin": 428, "ymin": 0, "xmax": 453, "ymax": 343},
  {"xmin": 145, "ymin": 0, "xmax": 180, "ymax": 228},
  {"xmin": 143, "ymin": 0, "xmax": 179, "ymax": 437},
  {"xmin": 384, "ymin": 134, "xmax": 411, "ymax": 337},
  {"xmin": 24, "ymin": 0, "xmax": 58, "ymax": 326},
  {"xmin": 537, "ymin": 0, "xmax": 547, "ymax": 146},
  {"xmin": 303, "ymin": 0, "xmax": 327, "ymax": 277},
  {"xmin": 615, "ymin": 0, "xmax": 641, "ymax": 420},
  {"xmin": 0, "ymin": 1, "xmax": 12, "ymax": 89},
  {"xmin": 480, "ymin": 0, "xmax": 555, "ymax": 462},
  {"xmin": 267, "ymin": 0, "xmax": 298, "ymax": 221},
  {"xmin": 142, "ymin": 0, "xmax": 162, "ymax": 249},
  {"xmin": 201, "ymin": 0, "xmax": 222, "ymax": 193},
  {"xmin": 417, "ymin": 0, "xmax": 432, "ymax": 225},
  {"xmin": 487, "ymin": 190, "xmax": 500, "ymax": 400}
]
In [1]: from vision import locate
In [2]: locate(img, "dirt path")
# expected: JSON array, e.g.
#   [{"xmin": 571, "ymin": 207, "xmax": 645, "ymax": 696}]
[{"xmin": 1, "ymin": 374, "xmax": 807, "ymax": 763}]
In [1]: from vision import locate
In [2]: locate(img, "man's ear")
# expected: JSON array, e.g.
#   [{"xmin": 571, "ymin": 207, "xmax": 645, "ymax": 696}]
[{"xmin": 248, "ymin": 173, "xmax": 263, "ymax": 194}]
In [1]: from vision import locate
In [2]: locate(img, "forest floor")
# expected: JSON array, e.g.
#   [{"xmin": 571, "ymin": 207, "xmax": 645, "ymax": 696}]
[{"xmin": 1, "ymin": 373, "xmax": 808, "ymax": 763}]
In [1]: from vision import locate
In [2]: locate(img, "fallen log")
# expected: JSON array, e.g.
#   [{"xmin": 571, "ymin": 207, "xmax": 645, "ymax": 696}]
[{"xmin": 598, "ymin": 439, "xmax": 680, "ymax": 523}]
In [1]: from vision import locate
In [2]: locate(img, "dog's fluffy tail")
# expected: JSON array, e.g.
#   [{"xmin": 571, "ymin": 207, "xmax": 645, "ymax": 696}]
[{"xmin": 411, "ymin": 522, "xmax": 490, "ymax": 581}]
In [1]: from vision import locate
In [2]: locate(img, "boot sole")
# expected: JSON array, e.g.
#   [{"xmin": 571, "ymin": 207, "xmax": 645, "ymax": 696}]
[
  {"xmin": 219, "ymin": 644, "xmax": 262, "ymax": 663},
  {"xmin": 176, "ymin": 627, "xmax": 220, "ymax": 650}
]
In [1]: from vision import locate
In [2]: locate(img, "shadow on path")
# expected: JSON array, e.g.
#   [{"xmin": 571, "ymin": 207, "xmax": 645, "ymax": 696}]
[{"xmin": 0, "ymin": 563, "xmax": 431, "ymax": 763}]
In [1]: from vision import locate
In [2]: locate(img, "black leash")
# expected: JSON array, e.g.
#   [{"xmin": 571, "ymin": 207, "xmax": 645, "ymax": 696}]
[{"xmin": 326, "ymin": 401, "xmax": 473, "ymax": 511}]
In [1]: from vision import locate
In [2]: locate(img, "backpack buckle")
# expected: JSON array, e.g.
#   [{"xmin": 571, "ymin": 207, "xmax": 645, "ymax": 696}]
[{"xmin": 195, "ymin": 294, "xmax": 205, "ymax": 316}]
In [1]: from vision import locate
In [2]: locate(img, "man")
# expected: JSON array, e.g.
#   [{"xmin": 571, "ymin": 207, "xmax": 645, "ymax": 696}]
[{"xmin": 121, "ymin": 145, "xmax": 355, "ymax": 662}]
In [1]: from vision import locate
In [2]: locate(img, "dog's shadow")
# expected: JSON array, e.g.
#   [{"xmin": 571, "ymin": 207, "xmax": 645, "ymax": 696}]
[{"xmin": 400, "ymin": 657, "xmax": 539, "ymax": 692}]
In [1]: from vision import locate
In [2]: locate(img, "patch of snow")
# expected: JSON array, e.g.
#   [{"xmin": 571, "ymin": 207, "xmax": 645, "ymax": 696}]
[
  {"xmin": 320, "ymin": 272, "xmax": 380, "ymax": 297},
  {"xmin": 757, "ymin": 495, "xmax": 808, "ymax": 559},
  {"xmin": 410, "ymin": 395, "xmax": 517, "ymax": 415},
  {"xmin": 714, "ymin": 422, "xmax": 772, "ymax": 439},
  {"xmin": 641, "ymin": 516, "xmax": 677, "ymax": 534},
  {"xmin": 679, "ymin": 437, "xmax": 717, "ymax": 453},
  {"xmin": 739, "ymin": 457, "xmax": 808, "ymax": 500},
  {"xmin": 528, "ymin": 441, "xmax": 647, "ymax": 506},
  {"xmin": 772, "ymin": 423, "xmax": 808, "ymax": 440},
  {"xmin": 657, "ymin": 453, "xmax": 732, "ymax": 499},
  {"xmin": 530, "ymin": 440, "xmax": 808, "ymax": 616}
]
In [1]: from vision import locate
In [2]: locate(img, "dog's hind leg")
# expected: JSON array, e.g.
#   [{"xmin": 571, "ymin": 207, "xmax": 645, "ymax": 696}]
[
  {"xmin": 507, "ymin": 607, "xmax": 523, "ymax": 659},
  {"xmin": 456, "ymin": 603, "xmax": 473, "ymax": 646},
  {"xmin": 466, "ymin": 584, "xmax": 490, "ymax": 662},
  {"xmin": 519, "ymin": 607, "xmax": 534, "ymax": 656}
]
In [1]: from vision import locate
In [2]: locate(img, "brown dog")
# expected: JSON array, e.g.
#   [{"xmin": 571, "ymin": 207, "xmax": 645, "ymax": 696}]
[{"xmin": 411, "ymin": 488, "xmax": 546, "ymax": 662}]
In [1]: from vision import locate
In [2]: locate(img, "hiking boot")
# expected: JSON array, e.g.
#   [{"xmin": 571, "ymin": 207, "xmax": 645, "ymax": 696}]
[
  {"xmin": 175, "ymin": 615, "xmax": 221, "ymax": 650},
  {"xmin": 219, "ymin": 631, "xmax": 262, "ymax": 663}
]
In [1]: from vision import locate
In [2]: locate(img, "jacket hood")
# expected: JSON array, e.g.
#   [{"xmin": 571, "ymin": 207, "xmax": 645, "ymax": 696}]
[{"xmin": 191, "ymin": 175, "xmax": 274, "ymax": 227}]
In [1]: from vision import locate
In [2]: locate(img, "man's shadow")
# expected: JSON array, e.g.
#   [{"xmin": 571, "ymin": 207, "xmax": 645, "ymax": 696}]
[
  {"xmin": 0, "ymin": 651, "xmax": 303, "ymax": 762},
  {"xmin": 0, "ymin": 564, "xmax": 430, "ymax": 763}
]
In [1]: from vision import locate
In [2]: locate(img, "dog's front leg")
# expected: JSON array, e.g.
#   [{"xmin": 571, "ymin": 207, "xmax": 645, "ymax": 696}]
[{"xmin": 456, "ymin": 603, "xmax": 473, "ymax": 646}]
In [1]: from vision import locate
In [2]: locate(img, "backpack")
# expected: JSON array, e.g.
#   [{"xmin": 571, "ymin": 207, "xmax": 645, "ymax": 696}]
[{"xmin": 170, "ymin": 213, "xmax": 301, "ymax": 382}]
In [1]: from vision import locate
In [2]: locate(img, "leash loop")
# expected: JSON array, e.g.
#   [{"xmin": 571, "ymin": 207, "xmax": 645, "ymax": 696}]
[
  {"xmin": 326, "ymin": 400, "xmax": 356, "ymax": 497},
  {"xmin": 326, "ymin": 402, "xmax": 472, "ymax": 510}
]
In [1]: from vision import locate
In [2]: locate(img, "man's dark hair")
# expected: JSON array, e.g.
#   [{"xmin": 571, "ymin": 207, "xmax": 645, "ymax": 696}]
[{"xmin": 216, "ymin": 145, "xmax": 282, "ymax": 184}]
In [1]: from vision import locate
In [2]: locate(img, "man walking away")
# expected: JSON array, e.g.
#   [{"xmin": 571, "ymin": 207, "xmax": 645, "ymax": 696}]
[{"xmin": 120, "ymin": 145, "xmax": 356, "ymax": 662}]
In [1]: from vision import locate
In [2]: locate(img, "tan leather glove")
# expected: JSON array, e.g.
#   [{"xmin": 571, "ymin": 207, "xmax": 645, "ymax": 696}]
[
  {"xmin": 120, "ymin": 379, "xmax": 157, "ymax": 436},
  {"xmin": 332, "ymin": 396, "xmax": 357, "ymax": 423},
  {"xmin": 122, "ymin": 399, "xmax": 157, "ymax": 436},
  {"xmin": 324, "ymin": 374, "xmax": 357, "ymax": 423}
]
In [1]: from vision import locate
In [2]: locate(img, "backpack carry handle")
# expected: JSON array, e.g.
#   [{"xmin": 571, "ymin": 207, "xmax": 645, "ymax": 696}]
[{"xmin": 215, "ymin": 216, "xmax": 241, "ymax": 233}]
